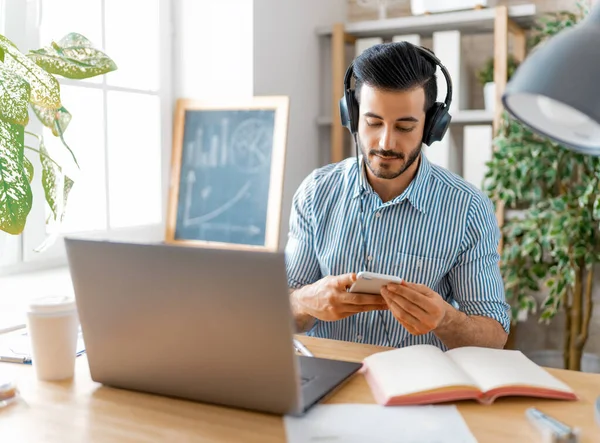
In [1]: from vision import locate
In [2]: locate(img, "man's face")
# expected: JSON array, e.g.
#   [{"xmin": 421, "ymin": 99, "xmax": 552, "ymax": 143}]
[{"xmin": 357, "ymin": 84, "xmax": 426, "ymax": 180}]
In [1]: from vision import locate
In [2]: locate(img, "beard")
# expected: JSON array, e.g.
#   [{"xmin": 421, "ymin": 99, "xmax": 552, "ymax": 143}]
[{"xmin": 360, "ymin": 139, "xmax": 422, "ymax": 180}]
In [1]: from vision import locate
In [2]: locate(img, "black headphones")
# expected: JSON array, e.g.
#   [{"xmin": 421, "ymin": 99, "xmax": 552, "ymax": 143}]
[{"xmin": 339, "ymin": 44, "xmax": 453, "ymax": 146}]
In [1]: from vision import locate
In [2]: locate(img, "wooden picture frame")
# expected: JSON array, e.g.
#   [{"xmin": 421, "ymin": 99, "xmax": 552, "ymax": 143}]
[{"xmin": 166, "ymin": 96, "xmax": 289, "ymax": 251}]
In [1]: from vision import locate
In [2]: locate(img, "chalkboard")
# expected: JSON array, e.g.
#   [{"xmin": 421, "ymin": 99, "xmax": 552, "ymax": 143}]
[{"xmin": 166, "ymin": 97, "xmax": 289, "ymax": 251}]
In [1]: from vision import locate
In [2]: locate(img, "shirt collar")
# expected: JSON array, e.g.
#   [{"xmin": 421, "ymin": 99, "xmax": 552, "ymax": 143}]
[{"xmin": 351, "ymin": 151, "xmax": 431, "ymax": 214}]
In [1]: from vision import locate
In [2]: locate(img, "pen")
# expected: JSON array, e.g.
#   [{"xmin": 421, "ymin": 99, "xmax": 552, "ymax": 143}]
[
  {"xmin": 293, "ymin": 339, "xmax": 314, "ymax": 357},
  {"xmin": 526, "ymin": 407, "xmax": 579, "ymax": 443},
  {"xmin": 0, "ymin": 355, "xmax": 27, "ymax": 364}
]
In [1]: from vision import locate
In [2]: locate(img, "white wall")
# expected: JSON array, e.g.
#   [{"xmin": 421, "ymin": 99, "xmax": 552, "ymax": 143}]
[
  {"xmin": 173, "ymin": 0, "xmax": 254, "ymax": 100},
  {"xmin": 253, "ymin": 0, "xmax": 346, "ymax": 249}
]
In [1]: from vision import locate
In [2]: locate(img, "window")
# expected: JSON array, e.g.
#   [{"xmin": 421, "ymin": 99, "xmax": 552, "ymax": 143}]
[{"xmin": 0, "ymin": 0, "xmax": 172, "ymax": 273}]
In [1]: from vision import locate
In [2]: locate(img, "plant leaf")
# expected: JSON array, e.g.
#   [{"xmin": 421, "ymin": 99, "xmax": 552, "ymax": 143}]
[
  {"xmin": 39, "ymin": 141, "xmax": 64, "ymax": 221},
  {"xmin": 28, "ymin": 33, "xmax": 117, "ymax": 80},
  {"xmin": 54, "ymin": 120, "xmax": 79, "ymax": 169},
  {"xmin": 0, "ymin": 34, "xmax": 61, "ymax": 109},
  {"xmin": 34, "ymin": 169, "xmax": 74, "ymax": 253},
  {"xmin": 0, "ymin": 119, "xmax": 33, "ymax": 234},
  {"xmin": 31, "ymin": 104, "xmax": 71, "ymax": 137},
  {"xmin": 0, "ymin": 65, "xmax": 31, "ymax": 125},
  {"xmin": 23, "ymin": 156, "xmax": 33, "ymax": 183},
  {"xmin": 61, "ymin": 176, "xmax": 74, "ymax": 222}
]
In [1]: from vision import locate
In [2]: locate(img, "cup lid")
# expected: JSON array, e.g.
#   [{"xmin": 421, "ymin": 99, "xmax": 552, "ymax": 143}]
[{"xmin": 27, "ymin": 295, "xmax": 76, "ymax": 314}]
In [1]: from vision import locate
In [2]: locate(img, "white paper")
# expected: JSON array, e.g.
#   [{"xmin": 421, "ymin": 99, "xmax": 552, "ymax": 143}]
[{"xmin": 284, "ymin": 404, "xmax": 477, "ymax": 443}]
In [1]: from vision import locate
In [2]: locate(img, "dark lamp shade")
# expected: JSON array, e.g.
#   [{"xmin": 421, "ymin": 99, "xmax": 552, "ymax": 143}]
[{"xmin": 502, "ymin": 4, "xmax": 600, "ymax": 155}]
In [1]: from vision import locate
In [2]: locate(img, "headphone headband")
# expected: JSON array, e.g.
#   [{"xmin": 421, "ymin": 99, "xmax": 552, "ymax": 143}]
[
  {"xmin": 343, "ymin": 45, "xmax": 453, "ymax": 110},
  {"xmin": 340, "ymin": 44, "xmax": 453, "ymax": 146}
]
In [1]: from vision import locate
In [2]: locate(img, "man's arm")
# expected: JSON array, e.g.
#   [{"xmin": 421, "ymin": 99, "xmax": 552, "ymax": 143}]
[
  {"xmin": 441, "ymin": 193, "xmax": 511, "ymax": 348},
  {"xmin": 285, "ymin": 173, "xmax": 321, "ymax": 332},
  {"xmin": 381, "ymin": 281, "xmax": 507, "ymax": 349},
  {"xmin": 289, "ymin": 288, "xmax": 316, "ymax": 332},
  {"xmin": 434, "ymin": 307, "xmax": 507, "ymax": 349}
]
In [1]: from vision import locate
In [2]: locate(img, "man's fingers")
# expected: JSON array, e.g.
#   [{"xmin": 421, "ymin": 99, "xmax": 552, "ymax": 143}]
[
  {"xmin": 391, "ymin": 281, "xmax": 435, "ymax": 297},
  {"xmin": 387, "ymin": 303, "xmax": 423, "ymax": 334},
  {"xmin": 385, "ymin": 284, "xmax": 436, "ymax": 311},
  {"xmin": 340, "ymin": 292, "xmax": 388, "ymax": 306},
  {"xmin": 382, "ymin": 287, "xmax": 428, "ymax": 318},
  {"xmin": 335, "ymin": 273, "xmax": 357, "ymax": 290}
]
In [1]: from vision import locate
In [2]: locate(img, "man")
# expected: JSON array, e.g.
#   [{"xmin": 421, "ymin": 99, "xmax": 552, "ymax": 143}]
[{"xmin": 285, "ymin": 42, "xmax": 510, "ymax": 350}]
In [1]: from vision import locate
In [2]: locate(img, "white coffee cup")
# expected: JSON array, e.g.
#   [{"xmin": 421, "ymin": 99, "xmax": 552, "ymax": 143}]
[{"xmin": 26, "ymin": 295, "xmax": 79, "ymax": 381}]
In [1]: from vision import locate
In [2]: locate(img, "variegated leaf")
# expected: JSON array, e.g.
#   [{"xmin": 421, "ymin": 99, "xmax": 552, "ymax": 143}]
[
  {"xmin": 0, "ymin": 119, "xmax": 32, "ymax": 234},
  {"xmin": 61, "ymin": 176, "xmax": 74, "ymax": 222},
  {"xmin": 39, "ymin": 142, "xmax": 64, "ymax": 221},
  {"xmin": 0, "ymin": 35, "xmax": 60, "ymax": 109},
  {"xmin": 34, "ymin": 157, "xmax": 74, "ymax": 252},
  {"xmin": 31, "ymin": 104, "xmax": 71, "ymax": 137},
  {"xmin": 0, "ymin": 65, "xmax": 30, "ymax": 125},
  {"xmin": 57, "ymin": 33, "xmax": 93, "ymax": 48},
  {"xmin": 23, "ymin": 156, "xmax": 33, "ymax": 183},
  {"xmin": 28, "ymin": 33, "xmax": 117, "ymax": 80}
]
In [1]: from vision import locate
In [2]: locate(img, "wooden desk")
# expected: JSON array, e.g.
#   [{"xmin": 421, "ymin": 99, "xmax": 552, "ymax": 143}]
[{"xmin": 1, "ymin": 336, "xmax": 600, "ymax": 442}]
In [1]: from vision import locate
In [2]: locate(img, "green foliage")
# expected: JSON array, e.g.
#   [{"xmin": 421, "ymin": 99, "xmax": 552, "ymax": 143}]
[
  {"xmin": 483, "ymin": 3, "xmax": 592, "ymax": 325},
  {"xmin": 0, "ymin": 32, "xmax": 116, "ymax": 243},
  {"xmin": 528, "ymin": 0, "xmax": 589, "ymax": 49},
  {"xmin": 476, "ymin": 54, "xmax": 520, "ymax": 86}
]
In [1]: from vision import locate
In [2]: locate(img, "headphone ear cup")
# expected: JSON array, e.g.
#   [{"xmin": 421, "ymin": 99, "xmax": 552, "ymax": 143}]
[
  {"xmin": 422, "ymin": 103, "xmax": 452, "ymax": 146},
  {"xmin": 340, "ymin": 90, "xmax": 360, "ymax": 134},
  {"xmin": 347, "ymin": 91, "xmax": 360, "ymax": 134},
  {"xmin": 339, "ymin": 96, "xmax": 351, "ymax": 131}
]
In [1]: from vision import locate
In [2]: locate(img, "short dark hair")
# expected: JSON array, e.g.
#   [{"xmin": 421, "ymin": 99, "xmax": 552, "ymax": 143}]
[{"xmin": 353, "ymin": 41, "xmax": 438, "ymax": 112}]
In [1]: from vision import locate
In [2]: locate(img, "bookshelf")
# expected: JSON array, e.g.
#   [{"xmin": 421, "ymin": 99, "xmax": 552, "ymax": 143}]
[{"xmin": 316, "ymin": 3, "xmax": 536, "ymax": 37}]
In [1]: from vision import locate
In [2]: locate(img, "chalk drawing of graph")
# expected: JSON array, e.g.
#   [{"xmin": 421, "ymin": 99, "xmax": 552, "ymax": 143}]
[
  {"xmin": 230, "ymin": 118, "xmax": 273, "ymax": 173},
  {"xmin": 182, "ymin": 113, "xmax": 273, "ymax": 235}
]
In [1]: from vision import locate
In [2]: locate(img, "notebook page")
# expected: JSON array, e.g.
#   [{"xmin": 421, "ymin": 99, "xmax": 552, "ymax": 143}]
[
  {"xmin": 446, "ymin": 347, "xmax": 574, "ymax": 394},
  {"xmin": 363, "ymin": 345, "xmax": 477, "ymax": 398}
]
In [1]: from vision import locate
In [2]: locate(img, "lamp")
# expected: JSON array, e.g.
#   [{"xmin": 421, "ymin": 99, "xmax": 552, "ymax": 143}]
[{"xmin": 502, "ymin": 3, "xmax": 600, "ymax": 155}]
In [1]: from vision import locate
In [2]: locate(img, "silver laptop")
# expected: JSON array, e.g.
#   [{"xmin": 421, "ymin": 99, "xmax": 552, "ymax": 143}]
[{"xmin": 64, "ymin": 238, "xmax": 361, "ymax": 415}]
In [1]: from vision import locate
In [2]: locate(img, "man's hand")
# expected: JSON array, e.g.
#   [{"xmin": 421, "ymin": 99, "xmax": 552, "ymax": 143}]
[
  {"xmin": 292, "ymin": 273, "xmax": 388, "ymax": 323},
  {"xmin": 381, "ymin": 281, "xmax": 450, "ymax": 335}
]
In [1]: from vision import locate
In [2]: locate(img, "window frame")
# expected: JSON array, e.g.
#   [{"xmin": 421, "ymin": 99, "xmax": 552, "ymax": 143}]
[{"xmin": 0, "ymin": 0, "xmax": 173, "ymax": 275}]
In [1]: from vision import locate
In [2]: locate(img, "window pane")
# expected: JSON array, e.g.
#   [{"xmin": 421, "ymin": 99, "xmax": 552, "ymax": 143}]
[
  {"xmin": 105, "ymin": 0, "xmax": 160, "ymax": 91},
  {"xmin": 0, "ymin": 232, "xmax": 20, "ymax": 266},
  {"xmin": 43, "ymin": 85, "xmax": 107, "ymax": 233},
  {"xmin": 39, "ymin": 0, "xmax": 103, "ymax": 84},
  {"xmin": 107, "ymin": 91, "xmax": 161, "ymax": 228},
  {"xmin": 0, "ymin": 0, "xmax": 5, "ymax": 35}
]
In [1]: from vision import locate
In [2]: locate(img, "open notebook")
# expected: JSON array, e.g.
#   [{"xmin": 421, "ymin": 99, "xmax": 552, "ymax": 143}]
[{"xmin": 361, "ymin": 345, "xmax": 577, "ymax": 406}]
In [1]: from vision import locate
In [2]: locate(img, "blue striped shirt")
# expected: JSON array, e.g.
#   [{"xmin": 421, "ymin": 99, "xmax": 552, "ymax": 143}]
[{"xmin": 285, "ymin": 153, "xmax": 510, "ymax": 350}]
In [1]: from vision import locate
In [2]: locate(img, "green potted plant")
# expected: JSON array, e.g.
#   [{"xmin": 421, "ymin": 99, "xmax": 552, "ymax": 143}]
[
  {"xmin": 476, "ymin": 54, "xmax": 520, "ymax": 113},
  {"xmin": 483, "ymin": 1, "xmax": 595, "ymax": 372},
  {"xmin": 0, "ymin": 32, "xmax": 116, "ymax": 250}
]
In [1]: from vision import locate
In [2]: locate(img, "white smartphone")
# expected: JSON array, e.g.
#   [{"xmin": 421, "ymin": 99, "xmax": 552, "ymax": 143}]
[{"xmin": 348, "ymin": 271, "xmax": 403, "ymax": 295}]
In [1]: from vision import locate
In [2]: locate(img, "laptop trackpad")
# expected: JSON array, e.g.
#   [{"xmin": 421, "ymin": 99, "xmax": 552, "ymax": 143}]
[{"xmin": 298, "ymin": 356, "xmax": 362, "ymax": 412}]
